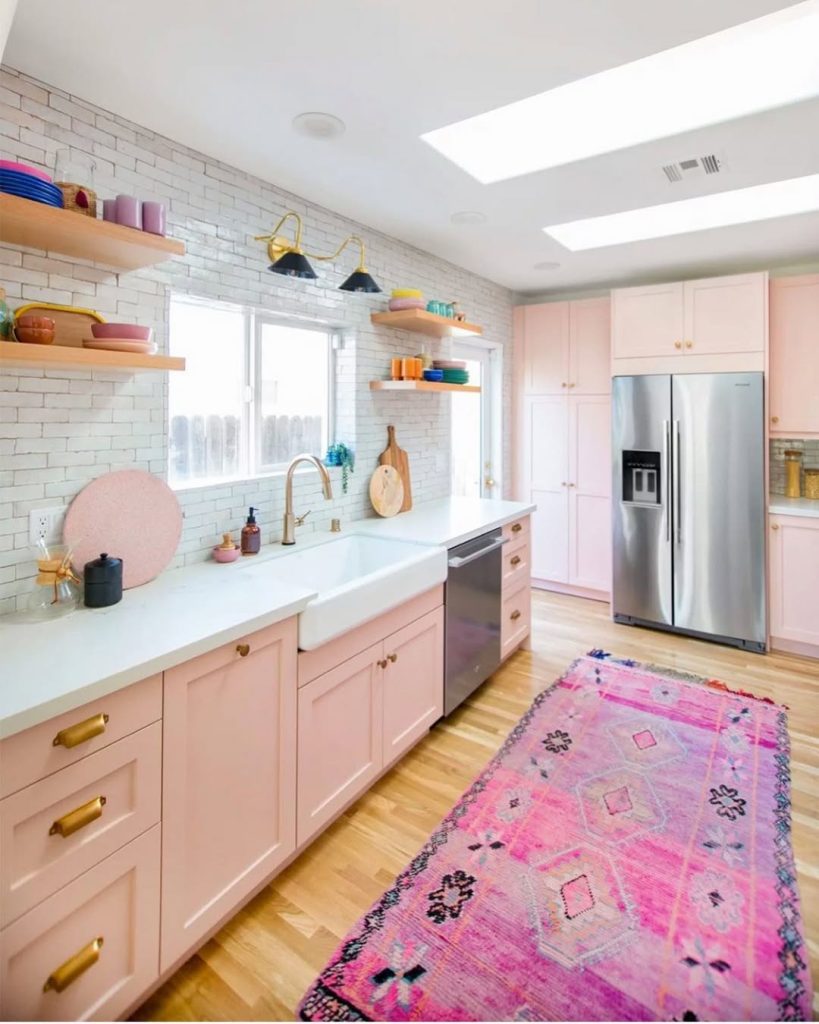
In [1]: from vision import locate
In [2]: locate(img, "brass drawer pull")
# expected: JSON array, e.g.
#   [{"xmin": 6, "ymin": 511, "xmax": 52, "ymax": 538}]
[
  {"xmin": 377, "ymin": 658, "xmax": 388, "ymax": 669},
  {"xmin": 510, "ymin": 555, "xmax": 522, "ymax": 567},
  {"xmin": 510, "ymin": 609, "xmax": 522, "ymax": 621},
  {"xmin": 52, "ymin": 713, "xmax": 109, "ymax": 749},
  {"xmin": 771, "ymin": 523, "xmax": 779, "ymax": 531},
  {"xmin": 511, "ymin": 523, "xmax": 522, "ymax": 533},
  {"xmin": 50, "ymin": 796, "xmax": 106, "ymax": 838},
  {"xmin": 43, "ymin": 936, "xmax": 103, "ymax": 993},
  {"xmin": 685, "ymin": 340, "xmax": 693, "ymax": 349},
  {"xmin": 674, "ymin": 340, "xmax": 682, "ymax": 349},
  {"xmin": 387, "ymin": 653, "xmax": 398, "ymax": 663},
  {"xmin": 771, "ymin": 416, "xmax": 779, "ymax": 424},
  {"xmin": 236, "ymin": 643, "xmax": 250, "ymax": 657}
]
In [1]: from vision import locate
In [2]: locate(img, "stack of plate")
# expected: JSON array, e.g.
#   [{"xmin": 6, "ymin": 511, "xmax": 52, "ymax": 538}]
[
  {"xmin": 433, "ymin": 360, "xmax": 470, "ymax": 385},
  {"xmin": 0, "ymin": 161, "xmax": 63, "ymax": 208}
]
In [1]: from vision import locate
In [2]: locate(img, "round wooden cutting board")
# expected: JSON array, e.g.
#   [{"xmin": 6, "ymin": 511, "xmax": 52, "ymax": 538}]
[
  {"xmin": 369, "ymin": 464, "xmax": 404, "ymax": 517},
  {"xmin": 64, "ymin": 469, "xmax": 182, "ymax": 588}
]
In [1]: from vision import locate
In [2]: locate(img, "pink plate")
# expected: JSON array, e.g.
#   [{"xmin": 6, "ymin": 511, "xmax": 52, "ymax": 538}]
[
  {"xmin": 90, "ymin": 323, "xmax": 153, "ymax": 341},
  {"xmin": 0, "ymin": 160, "xmax": 52, "ymax": 182},
  {"xmin": 83, "ymin": 338, "xmax": 157, "ymax": 354},
  {"xmin": 64, "ymin": 470, "xmax": 182, "ymax": 589}
]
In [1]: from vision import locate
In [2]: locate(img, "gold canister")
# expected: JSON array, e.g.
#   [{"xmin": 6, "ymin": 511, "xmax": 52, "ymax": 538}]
[
  {"xmin": 784, "ymin": 449, "xmax": 802, "ymax": 498},
  {"xmin": 804, "ymin": 468, "xmax": 819, "ymax": 500}
]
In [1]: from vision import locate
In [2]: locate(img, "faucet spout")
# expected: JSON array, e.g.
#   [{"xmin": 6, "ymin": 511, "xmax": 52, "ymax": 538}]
[{"xmin": 282, "ymin": 453, "xmax": 334, "ymax": 545}]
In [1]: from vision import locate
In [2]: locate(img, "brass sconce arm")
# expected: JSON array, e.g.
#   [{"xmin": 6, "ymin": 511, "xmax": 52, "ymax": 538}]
[
  {"xmin": 254, "ymin": 211, "xmax": 306, "ymax": 262},
  {"xmin": 306, "ymin": 234, "xmax": 368, "ymax": 271}
]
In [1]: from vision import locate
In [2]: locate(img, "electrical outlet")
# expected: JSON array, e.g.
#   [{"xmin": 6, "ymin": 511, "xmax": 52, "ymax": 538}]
[{"xmin": 28, "ymin": 507, "xmax": 66, "ymax": 547}]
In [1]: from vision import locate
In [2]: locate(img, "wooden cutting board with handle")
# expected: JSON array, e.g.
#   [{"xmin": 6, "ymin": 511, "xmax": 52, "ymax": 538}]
[
  {"xmin": 378, "ymin": 425, "xmax": 412, "ymax": 512},
  {"xmin": 14, "ymin": 302, "xmax": 105, "ymax": 348}
]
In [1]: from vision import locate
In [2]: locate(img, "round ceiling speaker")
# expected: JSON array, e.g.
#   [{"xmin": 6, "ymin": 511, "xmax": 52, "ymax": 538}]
[
  {"xmin": 533, "ymin": 260, "xmax": 561, "ymax": 271},
  {"xmin": 292, "ymin": 112, "xmax": 346, "ymax": 140},
  {"xmin": 450, "ymin": 210, "xmax": 487, "ymax": 225}
]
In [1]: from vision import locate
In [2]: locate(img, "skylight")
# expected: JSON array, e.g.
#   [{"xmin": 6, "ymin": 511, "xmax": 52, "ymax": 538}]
[
  {"xmin": 422, "ymin": 1, "xmax": 819, "ymax": 184},
  {"xmin": 542, "ymin": 173, "xmax": 819, "ymax": 250}
]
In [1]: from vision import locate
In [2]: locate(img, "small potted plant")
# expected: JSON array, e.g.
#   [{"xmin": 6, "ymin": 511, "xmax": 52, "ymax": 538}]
[{"xmin": 325, "ymin": 442, "xmax": 355, "ymax": 494}]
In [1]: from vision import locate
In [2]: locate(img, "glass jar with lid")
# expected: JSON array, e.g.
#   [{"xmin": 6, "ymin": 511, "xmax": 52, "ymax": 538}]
[{"xmin": 783, "ymin": 449, "xmax": 802, "ymax": 498}]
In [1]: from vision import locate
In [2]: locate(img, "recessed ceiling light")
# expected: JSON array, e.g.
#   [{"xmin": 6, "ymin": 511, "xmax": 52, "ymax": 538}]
[
  {"xmin": 533, "ymin": 260, "xmax": 561, "ymax": 271},
  {"xmin": 450, "ymin": 211, "xmax": 487, "ymax": 225},
  {"xmin": 292, "ymin": 112, "xmax": 346, "ymax": 140},
  {"xmin": 543, "ymin": 173, "xmax": 819, "ymax": 250},
  {"xmin": 422, "ymin": 1, "xmax": 819, "ymax": 183}
]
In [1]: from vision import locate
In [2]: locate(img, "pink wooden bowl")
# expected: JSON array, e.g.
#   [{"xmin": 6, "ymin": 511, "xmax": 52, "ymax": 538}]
[
  {"xmin": 90, "ymin": 323, "xmax": 153, "ymax": 341},
  {"xmin": 212, "ymin": 545, "xmax": 240, "ymax": 563}
]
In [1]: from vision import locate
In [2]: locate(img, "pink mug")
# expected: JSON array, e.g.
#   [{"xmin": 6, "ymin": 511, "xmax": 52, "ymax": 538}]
[
  {"xmin": 141, "ymin": 201, "xmax": 166, "ymax": 236},
  {"xmin": 102, "ymin": 198, "xmax": 117, "ymax": 222},
  {"xmin": 115, "ymin": 194, "xmax": 141, "ymax": 229}
]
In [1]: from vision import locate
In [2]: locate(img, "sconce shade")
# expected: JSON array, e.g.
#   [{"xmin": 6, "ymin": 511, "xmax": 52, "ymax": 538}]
[
  {"xmin": 269, "ymin": 250, "xmax": 317, "ymax": 279},
  {"xmin": 339, "ymin": 269, "xmax": 382, "ymax": 293}
]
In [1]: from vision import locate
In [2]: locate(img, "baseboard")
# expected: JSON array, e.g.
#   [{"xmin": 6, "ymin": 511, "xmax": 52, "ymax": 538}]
[
  {"xmin": 531, "ymin": 579, "xmax": 610, "ymax": 604},
  {"xmin": 770, "ymin": 636, "xmax": 819, "ymax": 660}
]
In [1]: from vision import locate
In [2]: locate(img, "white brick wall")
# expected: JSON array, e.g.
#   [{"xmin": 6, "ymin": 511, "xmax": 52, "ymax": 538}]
[{"xmin": 0, "ymin": 66, "xmax": 515, "ymax": 613}]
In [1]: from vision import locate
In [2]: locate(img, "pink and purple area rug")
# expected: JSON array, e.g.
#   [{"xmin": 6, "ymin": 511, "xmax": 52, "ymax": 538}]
[{"xmin": 298, "ymin": 651, "xmax": 813, "ymax": 1022}]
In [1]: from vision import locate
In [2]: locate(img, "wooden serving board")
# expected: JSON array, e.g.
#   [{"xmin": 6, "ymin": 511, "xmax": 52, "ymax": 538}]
[
  {"xmin": 378, "ymin": 425, "xmax": 412, "ymax": 512},
  {"xmin": 369, "ymin": 465, "xmax": 404, "ymax": 517},
  {"xmin": 15, "ymin": 302, "xmax": 105, "ymax": 348}
]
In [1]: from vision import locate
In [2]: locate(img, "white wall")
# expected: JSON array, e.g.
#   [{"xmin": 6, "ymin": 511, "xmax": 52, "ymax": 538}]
[{"xmin": 0, "ymin": 66, "xmax": 515, "ymax": 614}]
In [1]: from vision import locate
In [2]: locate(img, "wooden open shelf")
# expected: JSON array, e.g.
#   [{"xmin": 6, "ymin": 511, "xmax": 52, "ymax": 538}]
[
  {"xmin": 0, "ymin": 341, "xmax": 185, "ymax": 373},
  {"xmin": 0, "ymin": 193, "xmax": 185, "ymax": 271},
  {"xmin": 370, "ymin": 309, "xmax": 483, "ymax": 338},
  {"xmin": 369, "ymin": 380, "xmax": 480, "ymax": 394}
]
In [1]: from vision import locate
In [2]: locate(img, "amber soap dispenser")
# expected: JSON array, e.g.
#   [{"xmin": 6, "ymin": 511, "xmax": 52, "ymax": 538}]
[{"xmin": 241, "ymin": 506, "xmax": 261, "ymax": 555}]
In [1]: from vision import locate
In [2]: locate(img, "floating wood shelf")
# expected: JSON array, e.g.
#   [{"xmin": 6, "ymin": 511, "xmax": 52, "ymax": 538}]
[
  {"xmin": 0, "ymin": 194, "xmax": 185, "ymax": 271},
  {"xmin": 370, "ymin": 309, "xmax": 483, "ymax": 338},
  {"xmin": 369, "ymin": 380, "xmax": 480, "ymax": 394},
  {"xmin": 0, "ymin": 341, "xmax": 185, "ymax": 373}
]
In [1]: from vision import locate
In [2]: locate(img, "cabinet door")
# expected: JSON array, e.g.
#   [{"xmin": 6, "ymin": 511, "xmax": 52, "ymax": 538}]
[
  {"xmin": 683, "ymin": 272, "xmax": 766, "ymax": 355},
  {"xmin": 522, "ymin": 302, "xmax": 569, "ymax": 394},
  {"xmin": 161, "ymin": 620, "xmax": 297, "ymax": 970},
  {"xmin": 297, "ymin": 644, "xmax": 383, "ymax": 847},
  {"xmin": 611, "ymin": 282, "xmax": 684, "ymax": 359},
  {"xmin": 382, "ymin": 607, "xmax": 444, "ymax": 767},
  {"xmin": 568, "ymin": 396, "xmax": 612, "ymax": 593},
  {"xmin": 525, "ymin": 397, "xmax": 569, "ymax": 582},
  {"xmin": 569, "ymin": 297, "xmax": 611, "ymax": 394},
  {"xmin": 770, "ymin": 276, "xmax": 819, "ymax": 436},
  {"xmin": 769, "ymin": 515, "xmax": 819, "ymax": 646}
]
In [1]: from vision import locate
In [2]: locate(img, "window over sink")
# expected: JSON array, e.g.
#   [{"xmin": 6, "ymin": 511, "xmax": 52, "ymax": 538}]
[{"xmin": 168, "ymin": 294, "xmax": 335, "ymax": 488}]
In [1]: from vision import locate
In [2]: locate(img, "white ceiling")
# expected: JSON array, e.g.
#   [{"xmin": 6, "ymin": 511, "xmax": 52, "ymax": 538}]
[{"xmin": 6, "ymin": 0, "xmax": 819, "ymax": 293}]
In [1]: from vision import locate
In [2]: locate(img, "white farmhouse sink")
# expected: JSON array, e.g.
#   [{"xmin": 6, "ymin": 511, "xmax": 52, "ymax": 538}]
[{"xmin": 270, "ymin": 535, "xmax": 447, "ymax": 650}]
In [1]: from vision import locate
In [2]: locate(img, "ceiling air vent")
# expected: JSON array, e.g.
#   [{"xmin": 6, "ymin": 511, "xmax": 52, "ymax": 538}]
[{"xmin": 662, "ymin": 154, "xmax": 722, "ymax": 183}]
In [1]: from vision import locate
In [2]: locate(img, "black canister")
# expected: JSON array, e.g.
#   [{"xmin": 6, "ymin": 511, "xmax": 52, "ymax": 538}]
[{"xmin": 83, "ymin": 553, "xmax": 123, "ymax": 608}]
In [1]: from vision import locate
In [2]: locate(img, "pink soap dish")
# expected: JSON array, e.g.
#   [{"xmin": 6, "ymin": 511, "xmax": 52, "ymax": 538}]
[{"xmin": 212, "ymin": 534, "xmax": 241, "ymax": 562}]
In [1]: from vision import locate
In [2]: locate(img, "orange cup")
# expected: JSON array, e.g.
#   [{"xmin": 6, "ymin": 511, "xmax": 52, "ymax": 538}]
[
  {"xmin": 401, "ymin": 357, "xmax": 414, "ymax": 379},
  {"xmin": 390, "ymin": 357, "xmax": 402, "ymax": 380}
]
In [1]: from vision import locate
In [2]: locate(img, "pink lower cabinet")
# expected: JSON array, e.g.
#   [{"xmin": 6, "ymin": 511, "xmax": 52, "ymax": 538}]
[
  {"xmin": 160, "ymin": 618, "xmax": 298, "ymax": 971},
  {"xmin": 769, "ymin": 515, "xmax": 819, "ymax": 654},
  {"xmin": 0, "ymin": 825, "xmax": 160, "ymax": 1022},
  {"xmin": 382, "ymin": 608, "xmax": 444, "ymax": 768}
]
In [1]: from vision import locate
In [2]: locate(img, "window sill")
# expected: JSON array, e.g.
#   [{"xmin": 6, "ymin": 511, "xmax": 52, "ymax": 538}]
[{"xmin": 170, "ymin": 463, "xmax": 341, "ymax": 495}]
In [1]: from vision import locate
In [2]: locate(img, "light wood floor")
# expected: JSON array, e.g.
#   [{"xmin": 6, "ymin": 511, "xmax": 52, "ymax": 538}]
[{"xmin": 133, "ymin": 590, "xmax": 819, "ymax": 1022}]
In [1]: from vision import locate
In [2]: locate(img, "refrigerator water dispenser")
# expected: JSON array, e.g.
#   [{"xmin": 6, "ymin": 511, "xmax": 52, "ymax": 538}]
[{"xmin": 622, "ymin": 450, "xmax": 661, "ymax": 505}]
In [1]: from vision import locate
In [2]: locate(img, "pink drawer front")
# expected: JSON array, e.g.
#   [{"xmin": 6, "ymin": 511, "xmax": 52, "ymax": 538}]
[
  {"xmin": 0, "ymin": 675, "xmax": 162, "ymax": 799},
  {"xmin": 501, "ymin": 583, "xmax": 531, "ymax": 658},
  {"xmin": 502, "ymin": 538, "xmax": 530, "ymax": 593},
  {"xmin": 0, "ymin": 825, "xmax": 160, "ymax": 1022},
  {"xmin": 0, "ymin": 723, "xmax": 161, "ymax": 928},
  {"xmin": 503, "ymin": 516, "xmax": 530, "ymax": 545}
]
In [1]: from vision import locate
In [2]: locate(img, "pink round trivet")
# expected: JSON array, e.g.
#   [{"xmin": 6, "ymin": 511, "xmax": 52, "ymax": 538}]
[{"xmin": 64, "ymin": 470, "xmax": 182, "ymax": 589}]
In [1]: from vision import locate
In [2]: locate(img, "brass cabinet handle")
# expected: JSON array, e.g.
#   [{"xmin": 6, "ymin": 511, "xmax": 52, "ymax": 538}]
[
  {"xmin": 561, "ymin": 382, "xmax": 567, "ymax": 388},
  {"xmin": 511, "ymin": 523, "xmax": 522, "ymax": 533},
  {"xmin": 510, "ymin": 609, "xmax": 522, "ymax": 621},
  {"xmin": 52, "ymin": 713, "xmax": 109, "ymax": 749},
  {"xmin": 377, "ymin": 658, "xmax": 388, "ymax": 669},
  {"xmin": 43, "ymin": 937, "xmax": 103, "ymax": 993},
  {"xmin": 236, "ymin": 643, "xmax": 250, "ymax": 657},
  {"xmin": 50, "ymin": 796, "xmax": 106, "ymax": 838},
  {"xmin": 771, "ymin": 523, "xmax": 779, "ymax": 531},
  {"xmin": 674, "ymin": 340, "xmax": 682, "ymax": 349},
  {"xmin": 685, "ymin": 340, "xmax": 693, "ymax": 349},
  {"xmin": 771, "ymin": 416, "xmax": 779, "ymax": 424},
  {"xmin": 568, "ymin": 482, "xmax": 576, "ymax": 487},
  {"xmin": 568, "ymin": 382, "xmax": 576, "ymax": 388},
  {"xmin": 387, "ymin": 653, "xmax": 398, "ymax": 663},
  {"xmin": 510, "ymin": 555, "xmax": 522, "ymax": 566}
]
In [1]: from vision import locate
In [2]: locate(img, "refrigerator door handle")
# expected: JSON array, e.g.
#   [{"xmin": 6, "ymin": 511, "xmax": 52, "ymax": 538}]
[
  {"xmin": 673, "ymin": 419, "xmax": 682, "ymax": 544},
  {"xmin": 663, "ymin": 419, "xmax": 671, "ymax": 541}
]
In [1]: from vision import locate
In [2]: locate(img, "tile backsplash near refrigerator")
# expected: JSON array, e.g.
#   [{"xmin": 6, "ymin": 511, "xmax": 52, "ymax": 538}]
[{"xmin": 769, "ymin": 439, "xmax": 819, "ymax": 495}]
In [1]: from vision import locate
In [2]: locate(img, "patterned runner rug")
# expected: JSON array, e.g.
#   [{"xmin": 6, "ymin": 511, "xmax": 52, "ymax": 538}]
[{"xmin": 298, "ymin": 652, "xmax": 812, "ymax": 1022}]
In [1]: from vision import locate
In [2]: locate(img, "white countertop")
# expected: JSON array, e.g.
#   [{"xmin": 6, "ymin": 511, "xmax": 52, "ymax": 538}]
[
  {"xmin": 769, "ymin": 495, "xmax": 819, "ymax": 519},
  {"xmin": 353, "ymin": 496, "xmax": 536, "ymax": 549}
]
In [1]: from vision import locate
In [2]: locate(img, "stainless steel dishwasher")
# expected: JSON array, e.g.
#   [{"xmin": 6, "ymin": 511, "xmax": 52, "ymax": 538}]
[{"xmin": 444, "ymin": 528, "xmax": 505, "ymax": 715}]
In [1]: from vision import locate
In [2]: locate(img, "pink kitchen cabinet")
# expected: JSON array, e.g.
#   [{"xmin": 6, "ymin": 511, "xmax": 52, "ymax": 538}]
[
  {"xmin": 570, "ymin": 297, "xmax": 611, "ymax": 394},
  {"xmin": 525, "ymin": 396, "xmax": 570, "ymax": 583},
  {"xmin": 612, "ymin": 281, "xmax": 684, "ymax": 360},
  {"xmin": 518, "ymin": 297, "xmax": 610, "ymax": 396},
  {"xmin": 769, "ymin": 515, "xmax": 819, "ymax": 654},
  {"xmin": 160, "ymin": 618, "xmax": 297, "ymax": 971},
  {"xmin": 769, "ymin": 275, "xmax": 819, "ymax": 437}
]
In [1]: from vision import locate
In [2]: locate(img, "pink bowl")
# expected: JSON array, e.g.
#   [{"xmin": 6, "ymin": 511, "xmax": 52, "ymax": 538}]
[
  {"xmin": 388, "ymin": 297, "xmax": 427, "ymax": 311},
  {"xmin": 0, "ymin": 160, "xmax": 52, "ymax": 182},
  {"xmin": 90, "ymin": 323, "xmax": 153, "ymax": 341},
  {"xmin": 212, "ymin": 544, "xmax": 240, "ymax": 563}
]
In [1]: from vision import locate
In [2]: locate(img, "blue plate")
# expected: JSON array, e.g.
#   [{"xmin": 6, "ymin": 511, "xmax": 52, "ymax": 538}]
[
  {"xmin": 0, "ymin": 177, "xmax": 62, "ymax": 198},
  {"xmin": 0, "ymin": 169, "xmax": 59, "ymax": 188},
  {"xmin": 0, "ymin": 185, "xmax": 63, "ymax": 207}
]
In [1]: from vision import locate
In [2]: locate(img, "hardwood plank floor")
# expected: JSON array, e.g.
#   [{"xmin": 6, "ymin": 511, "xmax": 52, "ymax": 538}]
[{"xmin": 133, "ymin": 590, "xmax": 818, "ymax": 1022}]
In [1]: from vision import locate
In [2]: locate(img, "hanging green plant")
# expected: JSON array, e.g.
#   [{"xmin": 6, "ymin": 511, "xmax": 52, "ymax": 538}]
[{"xmin": 325, "ymin": 443, "xmax": 355, "ymax": 494}]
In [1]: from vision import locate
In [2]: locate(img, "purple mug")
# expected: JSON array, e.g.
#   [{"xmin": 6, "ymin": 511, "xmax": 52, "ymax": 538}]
[
  {"xmin": 141, "ymin": 201, "xmax": 166, "ymax": 236},
  {"xmin": 115, "ymin": 194, "xmax": 141, "ymax": 229},
  {"xmin": 102, "ymin": 198, "xmax": 117, "ymax": 222}
]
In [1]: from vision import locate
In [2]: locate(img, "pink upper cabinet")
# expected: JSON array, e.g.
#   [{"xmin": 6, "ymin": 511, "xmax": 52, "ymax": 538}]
[
  {"xmin": 770, "ymin": 275, "xmax": 819, "ymax": 437},
  {"xmin": 683, "ymin": 273, "xmax": 766, "ymax": 355},
  {"xmin": 570, "ymin": 297, "xmax": 611, "ymax": 394},
  {"xmin": 520, "ymin": 302, "xmax": 570, "ymax": 394},
  {"xmin": 612, "ymin": 282, "xmax": 684, "ymax": 359},
  {"xmin": 518, "ymin": 298, "xmax": 611, "ymax": 396}
]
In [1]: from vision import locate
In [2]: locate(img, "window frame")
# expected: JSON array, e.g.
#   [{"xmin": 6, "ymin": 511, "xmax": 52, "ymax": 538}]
[{"xmin": 168, "ymin": 293, "xmax": 337, "ymax": 490}]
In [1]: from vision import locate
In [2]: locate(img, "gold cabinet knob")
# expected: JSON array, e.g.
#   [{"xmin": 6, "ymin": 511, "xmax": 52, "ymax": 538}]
[
  {"xmin": 674, "ymin": 340, "xmax": 682, "ymax": 349},
  {"xmin": 43, "ymin": 937, "xmax": 103, "ymax": 993},
  {"xmin": 387, "ymin": 653, "xmax": 398, "ymax": 663},
  {"xmin": 771, "ymin": 416, "xmax": 779, "ymax": 424},
  {"xmin": 510, "ymin": 609, "xmax": 522, "ymax": 621},
  {"xmin": 50, "ymin": 796, "xmax": 106, "ymax": 838},
  {"xmin": 236, "ymin": 643, "xmax": 250, "ymax": 657},
  {"xmin": 568, "ymin": 382, "xmax": 576, "ymax": 388},
  {"xmin": 485, "ymin": 477, "xmax": 496, "ymax": 489},
  {"xmin": 771, "ymin": 523, "xmax": 779, "ymax": 530},
  {"xmin": 53, "ymin": 713, "xmax": 109, "ymax": 749},
  {"xmin": 685, "ymin": 340, "xmax": 693, "ymax": 349},
  {"xmin": 377, "ymin": 658, "xmax": 388, "ymax": 669},
  {"xmin": 561, "ymin": 382, "xmax": 567, "ymax": 388},
  {"xmin": 511, "ymin": 522, "xmax": 523, "ymax": 533},
  {"xmin": 568, "ymin": 482, "xmax": 576, "ymax": 487},
  {"xmin": 510, "ymin": 555, "xmax": 522, "ymax": 566}
]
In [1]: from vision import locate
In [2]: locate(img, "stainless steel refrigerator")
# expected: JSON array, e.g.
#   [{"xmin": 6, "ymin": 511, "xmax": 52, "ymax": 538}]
[{"xmin": 612, "ymin": 373, "xmax": 766, "ymax": 652}]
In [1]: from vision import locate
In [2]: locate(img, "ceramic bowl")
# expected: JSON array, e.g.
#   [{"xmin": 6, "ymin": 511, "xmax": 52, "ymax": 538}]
[
  {"xmin": 16, "ymin": 315, "xmax": 55, "ymax": 330},
  {"xmin": 423, "ymin": 368, "xmax": 444, "ymax": 382},
  {"xmin": 388, "ymin": 297, "xmax": 426, "ymax": 312},
  {"xmin": 0, "ymin": 160, "xmax": 52, "ymax": 182},
  {"xmin": 90, "ymin": 323, "xmax": 153, "ymax": 341},
  {"xmin": 15, "ymin": 326, "xmax": 55, "ymax": 345},
  {"xmin": 212, "ymin": 544, "xmax": 241, "ymax": 563}
]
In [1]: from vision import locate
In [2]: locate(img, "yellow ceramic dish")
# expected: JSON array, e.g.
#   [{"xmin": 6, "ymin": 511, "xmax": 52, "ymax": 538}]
[
  {"xmin": 15, "ymin": 303, "xmax": 106, "ymax": 323},
  {"xmin": 390, "ymin": 288, "xmax": 423, "ymax": 299}
]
